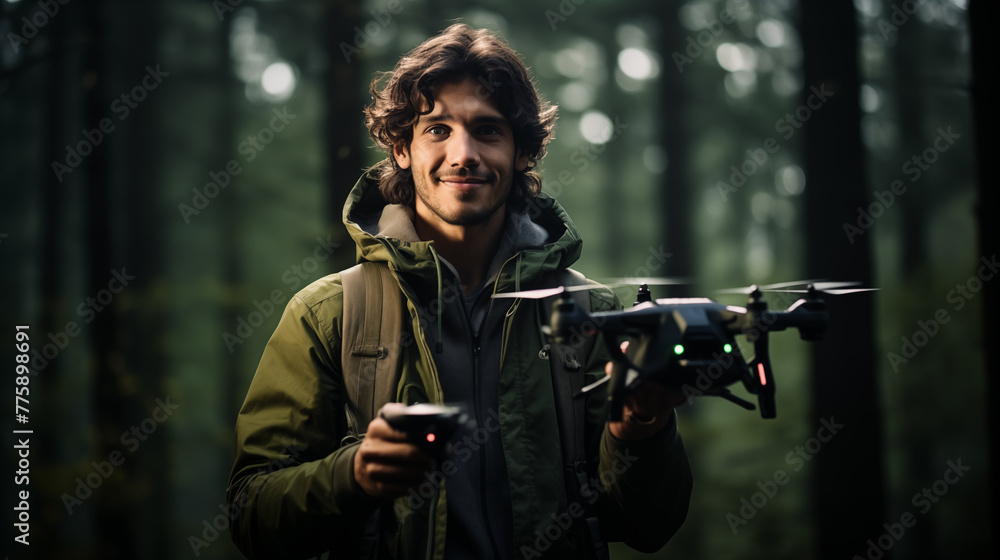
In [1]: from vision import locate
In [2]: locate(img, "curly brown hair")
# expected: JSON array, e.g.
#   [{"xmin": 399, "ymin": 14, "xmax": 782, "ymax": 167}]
[{"xmin": 364, "ymin": 23, "xmax": 557, "ymax": 210}]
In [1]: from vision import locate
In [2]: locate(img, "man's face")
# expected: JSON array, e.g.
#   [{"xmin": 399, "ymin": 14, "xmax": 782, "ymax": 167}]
[{"xmin": 393, "ymin": 77, "xmax": 528, "ymax": 229}]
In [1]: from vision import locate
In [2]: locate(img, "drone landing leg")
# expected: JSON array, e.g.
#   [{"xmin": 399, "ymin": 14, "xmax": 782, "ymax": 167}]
[{"xmin": 712, "ymin": 388, "xmax": 756, "ymax": 411}]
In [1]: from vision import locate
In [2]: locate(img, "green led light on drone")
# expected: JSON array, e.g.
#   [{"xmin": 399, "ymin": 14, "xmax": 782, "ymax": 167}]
[
  {"xmin": 724, "ymin": 343, "xmax": 733, "ymax": 353},
  {"xmin": 673, "ymin": 344, "xmax": 684, "ymax": 355}
]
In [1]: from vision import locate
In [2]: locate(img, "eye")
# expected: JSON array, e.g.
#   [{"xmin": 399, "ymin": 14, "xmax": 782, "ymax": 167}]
[
  {"xmin": 477, "ymin": 125, "xmax": 503, "ymax": 136},
  {"xmin": 426, "ymin": 125, "xmax": 447, "ymax": 136}
]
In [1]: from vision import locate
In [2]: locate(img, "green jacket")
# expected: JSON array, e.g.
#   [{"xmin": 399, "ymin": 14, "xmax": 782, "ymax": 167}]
[{"xmin": 227, "ymin": 173, "xmax": 692, "ymax": 559}]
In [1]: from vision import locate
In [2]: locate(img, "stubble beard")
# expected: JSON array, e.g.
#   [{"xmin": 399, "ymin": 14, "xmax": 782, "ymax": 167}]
[{"xmin": 414, "ymin": 173, "xmax": 511, "ymax": 227}]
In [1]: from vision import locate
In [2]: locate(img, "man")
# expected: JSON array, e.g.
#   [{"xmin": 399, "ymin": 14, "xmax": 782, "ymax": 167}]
[{"xmin": 228, "ymin": 23, "xmax": 692, "ymax": 560}]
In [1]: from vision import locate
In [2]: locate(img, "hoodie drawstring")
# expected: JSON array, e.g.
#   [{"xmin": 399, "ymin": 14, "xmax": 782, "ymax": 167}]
[
  {"xmin": 514, "ymin": 253, "xmax": 522, "ymax": 294},
  {"xmin": 431, "ymin": 246, "xmax": 444, "ymax": 354}
]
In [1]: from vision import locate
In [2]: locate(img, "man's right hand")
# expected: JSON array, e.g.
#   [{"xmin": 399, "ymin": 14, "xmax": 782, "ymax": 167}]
[{"xmin": 352, "ymin": 403, "xmax": 435, "ymax": 499}]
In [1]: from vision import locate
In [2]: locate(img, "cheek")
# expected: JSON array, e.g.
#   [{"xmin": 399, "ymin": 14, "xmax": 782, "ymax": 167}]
[
  {"xmin": 412, "ymin": 145, "xmax": 442, "ymax": 170},
  {"xmin": 487, "ymin": 145, "xmax": 518, "ymax": 169}
]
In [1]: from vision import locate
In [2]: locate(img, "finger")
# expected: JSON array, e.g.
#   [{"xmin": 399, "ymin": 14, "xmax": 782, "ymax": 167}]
[
  {"xmin": 366, "ymin": 417, "xmax": 415, "ymax": 443},
  {"xmin": 605, "ymin": 339, "xmax": 631, "ymax": 376},
  {"xmin": 362, "ymin": 462, "xmax": 430, "ymax": 486},
  {"xmin": 355, "ymin": 462, "xmax": 430, "ymax": 499},
  {"xmin": 359, "ymin": 438, "xmax": 433, "ymax": 466}
]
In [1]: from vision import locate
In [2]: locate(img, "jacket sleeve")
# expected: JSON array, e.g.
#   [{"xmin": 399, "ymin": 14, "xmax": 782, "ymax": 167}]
[
  {"xmin": 584, "ymin": 289, "xmax": 694, "ymax": 553},
  {"xmin": 226, "ymin": 289, "xmax": 382, "ymax": 559}
]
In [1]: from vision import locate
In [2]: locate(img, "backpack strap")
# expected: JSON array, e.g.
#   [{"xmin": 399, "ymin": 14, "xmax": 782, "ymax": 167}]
[{"xmin": 340, "ymin": 261, "xmax": 406, "ymax": 437}]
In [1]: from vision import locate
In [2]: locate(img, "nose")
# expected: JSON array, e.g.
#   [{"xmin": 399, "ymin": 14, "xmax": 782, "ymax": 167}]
[{"xmin": 445, "ymin": 129, "xmax": 480, "ymax": 169}]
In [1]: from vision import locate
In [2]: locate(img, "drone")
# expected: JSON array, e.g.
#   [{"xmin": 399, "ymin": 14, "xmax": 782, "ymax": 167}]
[{"xmin": 494, "ymin": 279, "xmax": 876, "ymax": 420}]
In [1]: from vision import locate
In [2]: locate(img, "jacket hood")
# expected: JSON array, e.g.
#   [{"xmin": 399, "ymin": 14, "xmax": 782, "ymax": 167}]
[{"xmin": 342, "ymin": 168, "xmax": 584, "ymax": 294}]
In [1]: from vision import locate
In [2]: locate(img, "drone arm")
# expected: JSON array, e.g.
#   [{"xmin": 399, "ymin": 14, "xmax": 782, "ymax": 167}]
[{"xmin": 769, "ymin": 298, "xmax": 830, "ymax": 341}]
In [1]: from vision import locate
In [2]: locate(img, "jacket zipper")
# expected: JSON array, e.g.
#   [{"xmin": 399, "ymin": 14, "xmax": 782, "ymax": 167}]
[
  {"xmin": 472, "ymin": 329, "xmax": 502, "ymax": 557},
  {"xmin": 465, "ymin": 287, "xmax": 503, "ymax": 559}
]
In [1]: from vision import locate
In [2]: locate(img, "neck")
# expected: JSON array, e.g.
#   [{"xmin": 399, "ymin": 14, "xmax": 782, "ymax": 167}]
[{"xmin": 414, "ymin": 208, "xmax": 506, "ymax": 294}]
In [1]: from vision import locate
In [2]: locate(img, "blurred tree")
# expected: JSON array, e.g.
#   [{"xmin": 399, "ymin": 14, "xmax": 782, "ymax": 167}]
[
  {"xmin": 799, "ymin": 3, "xmax": 885, "ymax": 559},
  {"xmin": 323, "ymin": 0, "xmax": 366, "ymax": 266},
  {"xmin": 969, "ymin": 0, "xmax": 999, "ymax": 550},
  {"xmin": 660, "ymin": 8, "xmax": 694, "ymax": 295},
  {"xmin": 82, "ymin": 2, "xmax": 170, "ymax": 558}
]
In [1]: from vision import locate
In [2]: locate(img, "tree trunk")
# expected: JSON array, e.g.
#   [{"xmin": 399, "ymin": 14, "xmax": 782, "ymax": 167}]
[
  {"xmin": 969, "ymin": 0, "xmax": 1000, "ymax": 554},
  {"xmin": 799, "ymin": 3, "xmax": 886, "ymax": 559},
  {"xmin": 82, "ymin": 2, "xmax": 135, "ymax": 557},
  {"xmin": 323, "ymin": 0, "xmax": 365, "ymax": 272}
]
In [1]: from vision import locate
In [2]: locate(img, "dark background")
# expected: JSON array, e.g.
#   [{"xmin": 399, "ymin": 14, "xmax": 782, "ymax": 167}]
[{"xmin": 1, "ymin": 0, "xmax": 994, "ymax": 558}]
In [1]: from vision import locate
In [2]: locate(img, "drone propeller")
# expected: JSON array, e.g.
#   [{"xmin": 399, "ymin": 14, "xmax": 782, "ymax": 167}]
[
  {"xmin": 761, "ymin": 281, "xmax": 879, "ymax": 295},
  {"xmin": 761, "ymin": 281, "xmax": 859, "ymax": 291},
  {"xmin": 717, "ymin": 279, "xmax": 875, "ymax": 295},
  {"xmin": 491, "ymin": 277, "xmax": 689, "ymax": 300},
  {"xmin": 491, "ymin": 285, "xmax": 594, "ymax": 300},
  {"xmin": 759, "ymin": 278, "xmax": 830, "ymax": 290},
  {"xmin": 767, "ymin": 287, "xmax": 879, "ymax": 295},
  {"xmin": 597, "ymin": 276, "xmax": 692, "ymax": 287},
  {"xmin": 716, "ymin": 279, "xmax": 826, "ymax": 295}
]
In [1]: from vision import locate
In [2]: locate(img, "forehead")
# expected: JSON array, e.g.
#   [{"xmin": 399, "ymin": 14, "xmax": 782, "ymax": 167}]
[{"xmin": 420, "ymin": 77, "xmax": 505, "ymax": 120}]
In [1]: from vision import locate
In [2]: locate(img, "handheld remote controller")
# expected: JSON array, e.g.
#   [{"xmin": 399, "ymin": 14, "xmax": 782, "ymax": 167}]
[{"xmin": 379, "ymin": 404, "xmax": 473, "ymax": 461}]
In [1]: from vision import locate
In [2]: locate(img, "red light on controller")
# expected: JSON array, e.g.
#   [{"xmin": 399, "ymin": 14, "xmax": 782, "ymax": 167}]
[
  {"xmin": 757, "ymin": 363, "xmax": 767, "ymax": 386},
  {"xmin": 426, "ymin": 433, "xmax": 436, "ymax": 443}
]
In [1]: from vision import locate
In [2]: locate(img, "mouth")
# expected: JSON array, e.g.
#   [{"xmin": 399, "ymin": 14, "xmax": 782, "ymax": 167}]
[{"xmin": 438, "ymin": 176, "xmax": 489, "ymax": 190}]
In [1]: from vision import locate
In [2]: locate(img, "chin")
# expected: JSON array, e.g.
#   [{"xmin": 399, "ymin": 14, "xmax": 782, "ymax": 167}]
[{"xmin": 444, "ymin": 205, "xmax": 504, "ymax": 227}]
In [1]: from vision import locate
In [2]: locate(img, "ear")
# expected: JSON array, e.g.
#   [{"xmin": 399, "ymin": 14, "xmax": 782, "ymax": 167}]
[
  {"xmin": 393, "ymin": 142, "xmax": 411, "ymax": 170},
  {"xmin": 514, "ymin": 148, "xmax": 529, "ymax": 172}
]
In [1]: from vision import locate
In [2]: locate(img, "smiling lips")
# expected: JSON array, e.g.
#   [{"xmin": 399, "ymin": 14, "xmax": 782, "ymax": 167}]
[{"xmin": 438, "ymin": 176, "xmax": 489, "ymax": 189}]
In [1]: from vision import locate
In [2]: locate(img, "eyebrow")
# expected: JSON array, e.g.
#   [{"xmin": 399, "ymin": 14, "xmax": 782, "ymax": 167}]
[{"xmin": 421, "ymin": 113, "xmax": 508, "ymax": 125}]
